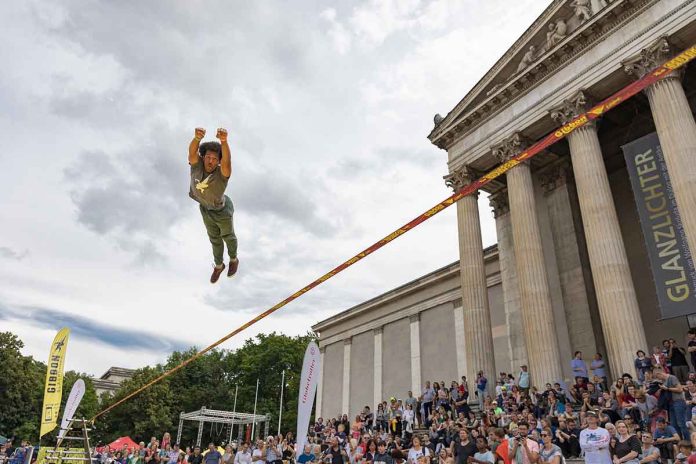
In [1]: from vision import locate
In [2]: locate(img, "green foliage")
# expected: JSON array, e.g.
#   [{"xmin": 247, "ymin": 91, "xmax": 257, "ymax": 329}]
[
  {"xmin": 0, "ymin": 331, "xmax": 315, "ymax": 447},
  {"xmin": 0, "ymin": 332, "xmax": 100, "ymax": 443}
]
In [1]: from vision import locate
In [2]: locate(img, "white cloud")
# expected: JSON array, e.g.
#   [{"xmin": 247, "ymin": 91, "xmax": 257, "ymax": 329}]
[{"xmin": 0, "ymin": 0, "xmax": 549, "ymax": 376}]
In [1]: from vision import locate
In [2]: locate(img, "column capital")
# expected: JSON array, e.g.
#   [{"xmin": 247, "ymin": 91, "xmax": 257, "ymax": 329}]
[
  {"xmin": 549, "ymin": 90, "xmax": 595, "ymax": 126},
  {"xmin": 492, "ymin": 132, "xmax": 530, "ymax": 163},
  {"xmin": 623, "ymin": 36, "xmax": 683, "ymax": 81},
  {"xmin": 444, "ymin": 166, "xmax": 479, "ymax": 194},
  {"xmin": 343, "ymin": 337, "xmax": 352, "ymax": 346},
  {"xmin": 373, "ymin": 326, "xmax": 383, "ymax": 335},
  {"xmin": 489, "ymin": 190, "xmax": 510, "ymax": 218},
  {"xmin": 539, "ymin": 162, "xmax": 572, "ymax": 195},
  {"xmin": 409, "ymin": 313, "xmax": 420, "ymax": 323}
]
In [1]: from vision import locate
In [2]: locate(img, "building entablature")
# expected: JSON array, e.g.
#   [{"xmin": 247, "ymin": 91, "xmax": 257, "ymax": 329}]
[{"xmin": 429, "ymin": 0, "xmax": 694, "ymax": 178}]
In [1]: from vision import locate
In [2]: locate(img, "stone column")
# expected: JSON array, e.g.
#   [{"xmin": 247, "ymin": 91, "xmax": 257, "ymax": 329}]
[
  {"xmin": 489, "ymin": 191, "xmax": 528, "ymax": 374},
  {"xmin": 624, "ymin": 37, "xmax": 696, "ymax": 258},
  {"xmin": 316, "ymin": 347, "xmax": 325, "ymax": 418},
  {"xmin": 444, "ymin": 166, "xmax": 496, "ymax": 388},
  {"xmin": 409, "ymin": 314, "xmax": 422, "ymax": 394},
  {"xmin": 538, "ymin": 161, "xmax": 600, "ymax": 361},
  {"xmin": 342, "ymin": 338, "xmax": 351, "ymax": 414},
  {"xmin": 492, "ymin": 133, "xmax": 563, "ymax": 385},
  {"xmin": 452, "ymin": 305, "xmax": 468, "ymax": 378},
  {"xmin": 373, "ymin": 327, "xmax": 383, "ymax": 413},
  {"xmin": 550, "ymin": 91, "xmax": 647, "ymax": 378}
]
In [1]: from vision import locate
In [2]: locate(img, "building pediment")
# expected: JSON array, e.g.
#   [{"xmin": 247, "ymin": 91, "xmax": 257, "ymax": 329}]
[{"xmin": 429, "ymin": 0, "xmax": 649, "ymax": 150}]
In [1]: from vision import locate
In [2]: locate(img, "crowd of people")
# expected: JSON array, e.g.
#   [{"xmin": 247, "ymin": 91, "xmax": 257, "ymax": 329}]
[
  {"xmin": 0, "ymin": 440, "xmax": 32, "ymax": 464},
  {"xmin": 6, "ymin": 332, "xmax": 696, "ymax": 464}
]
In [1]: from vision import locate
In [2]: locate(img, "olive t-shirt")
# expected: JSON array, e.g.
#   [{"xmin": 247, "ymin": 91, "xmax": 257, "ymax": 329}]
[{"xmin": 189, "ymin": 161, "xmax": 228, "ymax": 210}]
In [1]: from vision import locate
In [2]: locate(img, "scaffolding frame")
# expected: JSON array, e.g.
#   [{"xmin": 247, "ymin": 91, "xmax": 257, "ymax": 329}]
[{"xmin": 176, "ymin": 407, "xmax": 271, "ymax": 447}]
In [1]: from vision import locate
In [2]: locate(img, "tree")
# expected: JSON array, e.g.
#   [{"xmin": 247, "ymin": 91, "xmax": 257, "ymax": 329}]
[{"xmin": 0, "ymin": 332, "xmax": 44, "ymax": 442}]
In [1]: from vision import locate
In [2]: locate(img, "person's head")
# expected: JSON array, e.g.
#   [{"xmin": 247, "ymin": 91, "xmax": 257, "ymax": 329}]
[
  {"xmin": 657, "ymin": 417, "xmax": 668, "ymax": 429},
  {"xmin": 208, "ymin": 443, "xmax": 215, "ymax": 452},
  {"xmin": 241, "ymin": 442, "xmax": 248, "ymax": 452},
  {"xmin": 636, "ymin": 350, "xmax": 646, "ymax": 358},
  {"xmin": 689, "ymin": 330, "xmax": 696, "ymax": 341},
  {"xmin": 330, "ymin": 437, "xmax": 338, "ymax": 448},
  {"xmin": 517, "ymin": 422, "xmax": 529, "ymax": 437},
  {"xmin": 475, "ymin": 437, "xmax": 488, "ymax": 451},
  {"xmin": 616, "ymin": 421, "xmax": 630, "ymax": 436},
  {"xmin": 199, "ymin": 141, "xmax": 222, "ymax": 173},
  {"xmin": 458, "ymin": 429, "xmax": 469, "ymax": 442},
  {"xmin": 367, "ymin": 440, "xmax": 376, "ymax": 452},
  {"xmin": 653, "ymin": 367, "xmax": 668, "ymax": 380},
  {"xmin": 574, "ymin": 351, "xmax": 582, "ymax": 359},
  {"xmin": 412, "ymin": 436, "xmax": 421, "ymax": 448},
  {"xmin": 377, "ymin": 441, "xmax": 387, "ymax": 453},
  {"xmin": 586, "ymin": 410, "xmax": 599, "ymax": 427},
  {"xmin": 663, "ymin": 339, "xmax": 671, "ymax": 348},
  {"xmin": 193, "ymin": 447, "xmax": 201, "ymax": 456}
]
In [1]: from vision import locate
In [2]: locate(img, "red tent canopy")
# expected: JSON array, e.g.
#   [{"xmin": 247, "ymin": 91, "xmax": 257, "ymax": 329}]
[{"xmin": 108, "ymin": 436, "xmax": 139, "ymax": 452}]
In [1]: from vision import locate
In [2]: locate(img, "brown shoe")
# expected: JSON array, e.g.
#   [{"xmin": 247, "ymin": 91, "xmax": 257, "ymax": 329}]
[
  {"xmin": 210, "ymin": 264, "xmax": 225, "ymax": 284},
  {"xmin": 227, "ymin": 258, "xmax": 239, "ymax": 278}
]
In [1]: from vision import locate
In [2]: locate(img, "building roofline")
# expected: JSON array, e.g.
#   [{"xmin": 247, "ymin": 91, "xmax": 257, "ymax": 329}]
[{"xmin": 312, "ymin": 244, "xmax": 498, "ymax": 333}]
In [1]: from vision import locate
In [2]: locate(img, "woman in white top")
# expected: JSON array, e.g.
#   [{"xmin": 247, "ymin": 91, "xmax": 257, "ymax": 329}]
[
  {"xmin": 407, "ymin": 436, "xmax": 430, "ymax": 464},
  {"xmin": 403, "ymin": 404, "xmax": 415, "ymax": 435}
]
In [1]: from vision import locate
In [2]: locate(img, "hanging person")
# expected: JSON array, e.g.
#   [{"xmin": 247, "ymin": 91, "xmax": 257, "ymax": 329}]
[{"xmin": 188, "ymin": 127, "xmax": 239, "ymax": 283}]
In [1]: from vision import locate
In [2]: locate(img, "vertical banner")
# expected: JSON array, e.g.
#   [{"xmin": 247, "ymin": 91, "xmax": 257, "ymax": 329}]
[
  {"xmin": 622, "ymin": 132, "xmax": 696, "ymax": 319},
  {"xmin": 296, "ymin": 341, "xmax": 321, "ymax": 450},
  {"xmin": 58, "ymin": 379, "xmax": 86, "ymax": 439},
  {"xmin": 40, "ymin": 327, "xmax": 71, "ymax": 437}
]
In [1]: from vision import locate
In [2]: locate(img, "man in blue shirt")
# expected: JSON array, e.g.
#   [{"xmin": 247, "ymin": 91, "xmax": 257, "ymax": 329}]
[
  {"xmin": 205, "ymin": 443, "xmax": 222, "ymax": 464},
  {"xmin": 571, "ymin": 352, "xmax": 588, "ymax": 382},
  {"xmin": 653, "ymin": 417, "xmax": 680, "ymax": 462}
]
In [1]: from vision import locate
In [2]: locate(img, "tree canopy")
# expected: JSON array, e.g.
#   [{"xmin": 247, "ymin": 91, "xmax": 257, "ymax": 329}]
[{"xmin": 0, "ymin": 331, "xmax": 315, "ymax": 446}]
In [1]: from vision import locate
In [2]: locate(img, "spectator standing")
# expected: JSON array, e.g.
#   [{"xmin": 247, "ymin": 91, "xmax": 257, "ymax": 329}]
[
  {"xmin": 571, "ymin": 352, "xmax": 588, "ymax": 382},
  {"xmin": 579, "ymin": 411, "xmax": 612, "ymax": 464},
  {"xmin": 654, "ymin": 368, "xmax": 690, "ymax": 439},
  {"xmin": 687, "ymin": 330, "xmax": 696, "ymax": 371},
  {"xmin": 634, "ymin": 351, "xmax": 653, "ymax": 385},
  {"xmin": 422, "ymin": 382, "xmax": 436, "ymax": 426},
  {"xmin": 476, "ymin": 372, "xmax": 488, "ymax": 411},
  {"xmin": 591, "ymin": 354, "xmax": 609, "ymax": 390},
  {"xmin": 518, "ymin": 366, "xmax": 530, "ymax": 396},
  {"xmin": 668, "ymin": 339, "xmax": 690, "ymax": 383}
]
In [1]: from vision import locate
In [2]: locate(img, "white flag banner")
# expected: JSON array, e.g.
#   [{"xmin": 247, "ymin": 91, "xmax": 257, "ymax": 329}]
[
  {"xmin": 296, "ymin": 341, "xmax": 321, "ymax": 451},
  {"xmin": 58, "ymin": 379, "xmax": 85, "ymax": 439}
]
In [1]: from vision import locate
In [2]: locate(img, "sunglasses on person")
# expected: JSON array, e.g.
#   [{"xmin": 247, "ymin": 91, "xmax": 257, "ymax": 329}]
[{"xmin": 540, "ymin": 433, "xmax": 550, "ymax": 437}]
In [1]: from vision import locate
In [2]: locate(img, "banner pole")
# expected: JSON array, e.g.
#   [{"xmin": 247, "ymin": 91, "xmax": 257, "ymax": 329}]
[
  {"xmin": 278, "ymin": 370, "xmax": 285, "ymax": 436},
  {"xmin": 251, "ymin": 379, "xmax": 259, "ymax": 440}
]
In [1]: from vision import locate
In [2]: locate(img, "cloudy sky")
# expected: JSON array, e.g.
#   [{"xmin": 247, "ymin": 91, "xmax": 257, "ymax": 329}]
[{"xmin": 1, "ymin": 0, "xmax": 547, "ymax": 376}]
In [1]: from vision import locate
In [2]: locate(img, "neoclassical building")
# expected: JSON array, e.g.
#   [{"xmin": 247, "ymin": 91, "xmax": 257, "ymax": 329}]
[{"xmin": 313, "ymin": 0, "xmax": 696, "ymax": 420}]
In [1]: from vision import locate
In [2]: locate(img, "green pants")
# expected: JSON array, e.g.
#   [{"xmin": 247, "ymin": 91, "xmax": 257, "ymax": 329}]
[{"xmin": 199, "ymin": 196, "xmax": 238, "ymax": 265}]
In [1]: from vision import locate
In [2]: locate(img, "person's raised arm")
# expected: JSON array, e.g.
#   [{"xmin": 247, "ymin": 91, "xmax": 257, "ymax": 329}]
[
  {"xmin": 189, "ymin": 128, "xmax": 205, "ymax": 165},
  {"xmin": 217, "ymin": 128, "xmax": 232, "ymax": 178}
]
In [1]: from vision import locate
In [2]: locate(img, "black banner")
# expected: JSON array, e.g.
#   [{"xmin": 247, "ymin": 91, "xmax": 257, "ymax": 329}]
[{"xmin": 622, "ymin": 132, "xmax": 696, "ymax": 319}]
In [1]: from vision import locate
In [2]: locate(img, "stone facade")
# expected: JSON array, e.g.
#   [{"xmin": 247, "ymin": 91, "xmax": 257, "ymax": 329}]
[{"xmin": 313, "ymin": 0, "xmax": 696, "ymax": 418}]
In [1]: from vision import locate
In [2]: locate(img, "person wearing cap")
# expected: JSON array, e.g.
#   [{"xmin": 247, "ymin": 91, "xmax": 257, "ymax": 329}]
[{"xmin": 579, "ymin": 411, "xmax": 611, "ymax": 464}]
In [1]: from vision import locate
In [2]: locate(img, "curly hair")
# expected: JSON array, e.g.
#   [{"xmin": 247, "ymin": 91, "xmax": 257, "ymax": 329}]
[{"xmin": 199, "ymin": 141, "xmax": 222, "ymax": 159}]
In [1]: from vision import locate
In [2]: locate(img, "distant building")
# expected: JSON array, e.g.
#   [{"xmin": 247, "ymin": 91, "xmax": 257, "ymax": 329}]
[{"xmin": 92, "ymin": 367, "xmax": 136, "ymax": 399}]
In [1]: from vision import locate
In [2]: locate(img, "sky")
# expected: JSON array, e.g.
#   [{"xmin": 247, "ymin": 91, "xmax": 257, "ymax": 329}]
[{"xmin": 0, "ymin": 0, "xmax": 548, "ymax": 376}]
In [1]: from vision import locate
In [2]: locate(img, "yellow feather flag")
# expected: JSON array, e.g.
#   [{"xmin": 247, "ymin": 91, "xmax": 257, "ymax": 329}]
[{"xmin": 40, "ymin": 327, "xmax": 70, "ymax": 438}]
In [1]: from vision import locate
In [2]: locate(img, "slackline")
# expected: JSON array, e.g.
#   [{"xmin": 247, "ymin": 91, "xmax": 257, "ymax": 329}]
[{"xmin": 91, "ymin": 43, "xmax": 696, "ymax": 422}]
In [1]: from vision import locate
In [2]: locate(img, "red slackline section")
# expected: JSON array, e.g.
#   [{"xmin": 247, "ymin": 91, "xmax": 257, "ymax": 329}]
[{"xmin": 91, "ymin": 43, "xmax": 696, "ymax": 423}]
